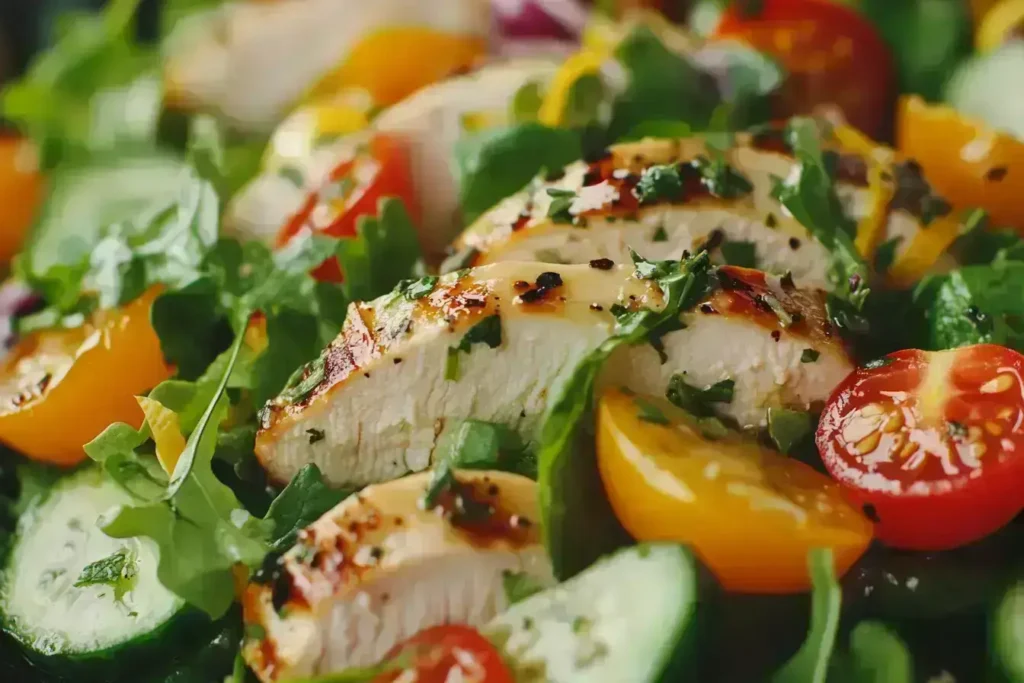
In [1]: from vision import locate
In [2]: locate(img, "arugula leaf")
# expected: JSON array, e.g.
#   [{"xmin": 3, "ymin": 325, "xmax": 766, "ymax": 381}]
[
  {"xmin": 502, "ymin": 570, "xmax": 546, "ymax": 605},
  {"xmin": 538, "ymin": 252, "xmax": 713, "ymax": 578},
  {"xmin": 422, "ymin": 420, "xmax": 532, "ymax": 508},
  {"xmin": 74, "ymin": 547, "xmax": 138, "ymax": 603},
  {"xmin": 607, "ymin": 26, "xmax": 718, "ymax": 141},
  {"xmin": 3, "ymin": 0, "xmax": 160, "ymax": 167},
  {"xmin": 829, "ymin": 621, "xmax": 913, "ymax": 683},
  {"xmin": 87, "ymin": 329, "xmax": 268, "ymax": 618},
  {"xmin": 264, "ymin": 464, "xmax": 351, "ymax": 553},
  {"xmin": 925, "ymin": 263, "xmax": 1024, "ymax": 352},
  {"xmin": 335, "ymin": 198, "xmax": 421, "ymax": 303},
  {"xmin": 771, "ymin": 549, "xmax": 842, "ymax": 683},
  {"xmin": 776, "ymin": 118, "xmax": 869, "ymax": 311},
  {"xmin": 456, "ymin": 124, "xmax": 583, "ymax": 224}
]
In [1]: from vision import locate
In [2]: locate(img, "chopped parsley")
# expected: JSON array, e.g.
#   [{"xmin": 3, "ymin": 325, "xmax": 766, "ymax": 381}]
[
  {"xmin": 395, "ymin": 275, "xmax": 439, "ymax": 300},
  {"xmin": 306, "ymin": 428, "xmax": 325, "ymax": 444},
  {"xmin": 445, "ymin": 315, "xmax": 503, "ymax": 382},
  {"xmin": 74, "ymin": 547, "xmax": 137, "ymax": 603},
  {"xmin": 801, "ymin": 349, "xmax": 820, "ymax": 363},
  {"xmin": 652, "ymin": 225, "xmax": 669, "ymax": 242},
  {"xmin": 635, "ymin": 164, "xmax": 684, "ymax": 204},
  {"xmin": 502, "ymin": 570, "xmax": 546, "ymax": 605},
  {"xmin": 547, "ymin": 188, "xmax": 576, "ymax": 224},
  {"xmin": 691, "ymin": 155, "xmax": 754, "ymax": 199},
  {"xmin": 666, "ymin": 375, "xmax": 734, "ymax": 417}
]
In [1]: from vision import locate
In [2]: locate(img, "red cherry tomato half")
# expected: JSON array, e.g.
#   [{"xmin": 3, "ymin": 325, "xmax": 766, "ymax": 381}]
[
  {"xmin": 713, "ymin": 0, "xmax": 895, "ymax": 137},
  {"xmin": 817, "ymin": 345, "xmax": 1024, "ymax": 551},
  {"xmin": 276, "ymin": 134, "xmax": 419, "ymax": 282},
  {"xmin": 374, "ymin": 625, "xmax": 513, "ymax": 683}
]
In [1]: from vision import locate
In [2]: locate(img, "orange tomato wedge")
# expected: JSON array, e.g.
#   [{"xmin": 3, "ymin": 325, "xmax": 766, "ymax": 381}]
[
  {"xmin": 0, "ymin": 287, "xmax": 171, "ymax": 465},
  {"xmin": 304, "ymin": 28, "xmax": 485, "ymax": 108},
  {"xmin": 0, "ymin": 136, "xmax": 41, "ymax": 263},
  {"xmin": 897, "ymin": 95, "xmax": 1024, "ymax": 230},
  {"xmin": 596, "ymin": 388, "xmax": 872, "ymax": 593}
]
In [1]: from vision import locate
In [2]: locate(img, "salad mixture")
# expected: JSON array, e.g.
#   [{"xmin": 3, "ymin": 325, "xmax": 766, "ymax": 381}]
[{"xmin": 2, "ymin": 0, "xmax": 1024, "ymax": 681}]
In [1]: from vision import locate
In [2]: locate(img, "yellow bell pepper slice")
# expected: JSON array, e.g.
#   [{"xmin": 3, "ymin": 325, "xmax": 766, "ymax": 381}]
[
  {"xmin": 832, "ymin": 125, "xmax": 896, "ymax": 262},
  {"xmin": 136, "ymin": 396, "xmax": 187, "ymax": 476},
  {"xmin": 537, "ymin": 49, "xmax": 606, "ymax": 127},
  {"xmin": 886, "ymin": 214, "xmax": 963, "ymax": 289},
  {"xmin": 976, "ymin": 0, "xmax": 1024, "ymax": 51}
]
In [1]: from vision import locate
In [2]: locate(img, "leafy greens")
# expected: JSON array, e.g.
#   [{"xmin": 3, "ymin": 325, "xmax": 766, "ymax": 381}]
[{"xmin": 538, "ymin": 250, "xmax": 712, "ymax": 579}]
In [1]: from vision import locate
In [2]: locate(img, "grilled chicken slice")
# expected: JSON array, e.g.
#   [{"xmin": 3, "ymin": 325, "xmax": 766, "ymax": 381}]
[
  {"xmin": 242, "ymin": 470, "xmax": 550, "ymax": 682},
  {"xmin": 256, "ymin": 261, "xmax": 663, "ymax": 486},
  {"xmin": 256, "ymin": 262, "xmax": 853, "ymax": 487},
  {"xmin": 603, "ymin": 265, "xmax": 853, "ymax": 429},
  {"xmin": 453, "ymin": 136, "xmax": 931, "ymax": 288}
]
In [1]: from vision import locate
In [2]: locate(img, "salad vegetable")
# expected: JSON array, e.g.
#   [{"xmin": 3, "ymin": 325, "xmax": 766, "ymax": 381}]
[{"xmin": 1, "ymin": 1, "xmax": 1023, "ymax": 682}]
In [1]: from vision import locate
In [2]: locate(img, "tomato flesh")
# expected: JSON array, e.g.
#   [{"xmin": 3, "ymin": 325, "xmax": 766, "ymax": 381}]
[
  {"xmin": 598, "ymin": 388, "xmax": 872, "ymax": 593},
  {"xmin": 374, "ymin": 625, "xmax": 513, "ymax": 683},
  {"xmin": 276, "ymin": 134, "xmax": 418, "ymax": 282},
  {"xmin": 714, "ymin": 0, "xmax": 895, "ymax": 137},
  {"xmin": 817, "ymin": 345, "xmax": 1024, "ymax": 550}
]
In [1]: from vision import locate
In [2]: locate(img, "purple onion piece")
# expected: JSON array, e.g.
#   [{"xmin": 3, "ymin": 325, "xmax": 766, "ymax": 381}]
[{"xmin": 492, "ymin": 0, "xmax": 589, "ymax": 40}]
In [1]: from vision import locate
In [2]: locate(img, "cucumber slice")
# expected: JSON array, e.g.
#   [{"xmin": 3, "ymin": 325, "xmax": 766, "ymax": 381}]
[
  {"xmin": 945, "ymin": 41, "xmax": 1024, "ymax": 143},
  {"xmin": 485, "ymin": 544, "xmax": 697, "ymax": 683},
  {"xmin": 25, "ymin": 153, "xmax": 191, "ymax": 277},
  {"xmin": 993, "ymin": 581, "xmax": 1024, "ymax": 682},
  {"xmin": 1, "ymin": 467, "xmax": 184, "ymax": 663}
]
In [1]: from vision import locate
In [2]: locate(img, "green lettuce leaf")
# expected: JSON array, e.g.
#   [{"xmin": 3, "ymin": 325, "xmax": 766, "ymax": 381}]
[
  {"xmin": 2, "ymin": 0, "xmax": 161, "ymax": 167},
  {"xmin": 923, "ymin": 262, "xmax": 1024, "ymax": 353},
  {"xmin": 264, "ymin": 464, "xmax": 352, "ymax": 553},
  {"xmin": 607, "ymin": 25, "xmax": 719, "ymax": 141},
  {"xmin": 538, "ymin": 251, "xmax": 713, "ymax": 579}
]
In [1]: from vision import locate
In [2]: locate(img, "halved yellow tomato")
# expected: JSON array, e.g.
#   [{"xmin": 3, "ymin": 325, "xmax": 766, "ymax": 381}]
[
  {"xmin": 897, "ymin": 95, "xmax": 1024, "ymax": 230},
  {"xmin": 0, "ymin": 287, "xmax": 171, "ymax": 465},
  {"xmin": 596, "ymin": 388, "xmax": 872, "ymax": 593},
  {"xmin": 304, "ymin": 28, "xmax": 485, "ymax": 109}
]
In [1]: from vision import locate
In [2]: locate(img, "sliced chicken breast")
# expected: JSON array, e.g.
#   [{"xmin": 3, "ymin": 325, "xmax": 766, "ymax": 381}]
[
  {"xmin": 454, "ymin": 136, "xmax": 930, "ymax": 289},
  {"xmin": 242, "ymin": 470, "xmax": 550, "ymax": 682},
  {"xmin": 256, "ymin": 261, "xmax": 664, "ymax": 486},
  {"xmin": 256, "ymin": 261, "xmax": 853, "ymax": 487}
]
